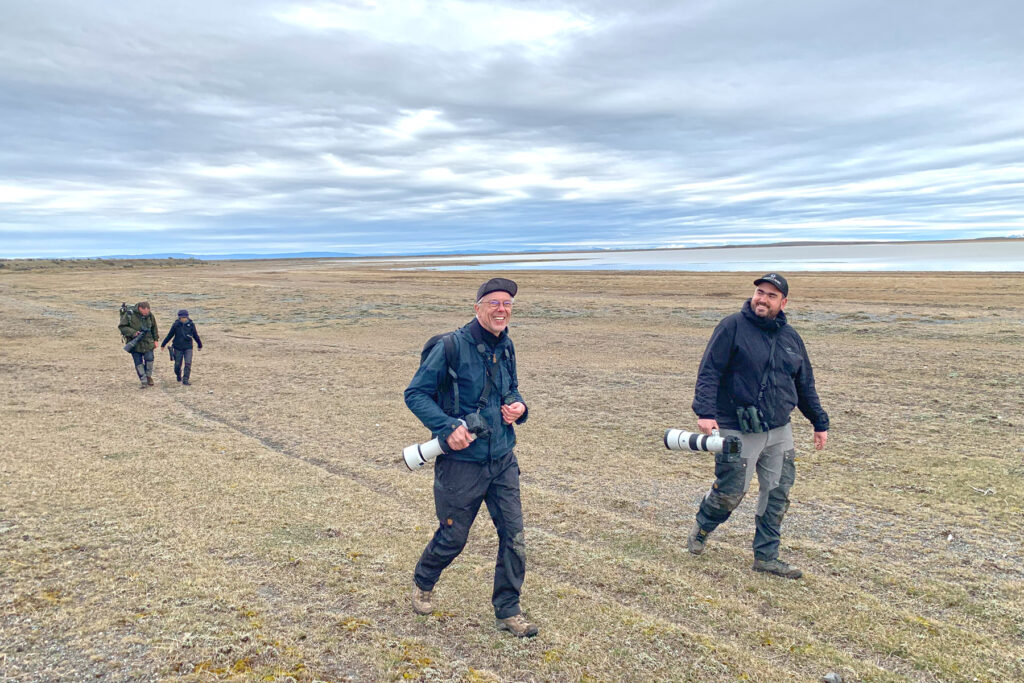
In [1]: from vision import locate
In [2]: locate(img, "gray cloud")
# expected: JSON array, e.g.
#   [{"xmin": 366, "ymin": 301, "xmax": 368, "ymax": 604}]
[{"xmin": 1, "ymin": 0, "xmax": 1023, "ymax": 257}]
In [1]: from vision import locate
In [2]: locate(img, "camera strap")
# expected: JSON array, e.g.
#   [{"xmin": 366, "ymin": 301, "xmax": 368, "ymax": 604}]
[
  {"xmin": 475, "ymin": 344, "xmax": 499, "ymax": 411},
  {"xmin": 755, "ymin": 334, "xmax": 779, "ymax": 405}
]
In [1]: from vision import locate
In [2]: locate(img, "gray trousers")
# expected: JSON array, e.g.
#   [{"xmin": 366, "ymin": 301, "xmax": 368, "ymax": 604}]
[
  {"xmin": 171, "ymin": 347, "xmax": 194, "ymax": 378},
  {"xmin": 694, "ymin": 422, "xmax": 797, "ymax": 561}
]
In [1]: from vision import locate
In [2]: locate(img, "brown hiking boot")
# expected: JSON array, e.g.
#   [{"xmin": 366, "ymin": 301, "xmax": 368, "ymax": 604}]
[
  {"xmin": 752, "ymin": 558, "xmax": 803, "ymax": 579},
  {"xmin": 687, "ymin": 521, "xmax": 710, "ymax": 555},
  {"xmin": 146, "ymin": 376, "xmax": 155, "ymax": 386},
  {"xmin": 496, "ymin": 613, "xmax": 538, "ymax": 638},
  {"xmin": 411, "ymin": 585, "xmax": 433, "ymax": 615}
]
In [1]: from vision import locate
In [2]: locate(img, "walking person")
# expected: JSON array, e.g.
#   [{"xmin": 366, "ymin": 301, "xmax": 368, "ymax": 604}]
[
  {"xmin": 118, "ymin": 301, "xmax": 159, "ymax": 388},
  {"xmin": 160, "ymin": 309, "xmax": 202, "ymax": 385},
  {"xmin": 688, "ymin": 273, "xmax": 829, "ymax": 578},
  {"xmin": 404, "ymin": 277, "xmax": 537, "ymax": 637}
]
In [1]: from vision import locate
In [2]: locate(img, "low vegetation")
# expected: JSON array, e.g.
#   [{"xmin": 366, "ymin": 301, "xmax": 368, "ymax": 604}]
[{"xmin": 1, "ymin": 261, "xmax": 1021, "ymax": 681}]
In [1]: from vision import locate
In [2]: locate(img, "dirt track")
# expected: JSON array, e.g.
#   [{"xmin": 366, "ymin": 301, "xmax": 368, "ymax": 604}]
[{"xmin": 1, "ymin": 259, "xmax": 1022, "ymax": 682}]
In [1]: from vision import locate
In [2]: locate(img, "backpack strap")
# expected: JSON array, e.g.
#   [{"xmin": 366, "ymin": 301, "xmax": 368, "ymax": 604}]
[{"xmin": 440, "ymin": 332, "xmax": 459, "ymax": 414}]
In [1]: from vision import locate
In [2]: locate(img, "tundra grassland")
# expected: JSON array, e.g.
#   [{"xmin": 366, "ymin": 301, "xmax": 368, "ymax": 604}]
[{"xmin": 1, "ymin": 260, "xmax": 1022, "ymax": 683}]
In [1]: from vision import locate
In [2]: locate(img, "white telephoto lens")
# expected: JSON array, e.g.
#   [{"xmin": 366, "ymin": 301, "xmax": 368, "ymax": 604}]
[
  {"xmin": 663, "ymin": 429, "xmax": 725, "ymax": 452},
  {"xmin": 403, "ymin": 437, "xmax": 445, "ymax": 470}
]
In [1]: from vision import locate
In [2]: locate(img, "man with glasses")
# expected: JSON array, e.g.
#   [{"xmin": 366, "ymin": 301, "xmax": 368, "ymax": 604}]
[
  {"xmin": 687, "ymin": 273, "xmax": 829, "ymax": 578},
  {"xmin": 404, "ymin": 277, "xmax": 536, "ymax": 637}
]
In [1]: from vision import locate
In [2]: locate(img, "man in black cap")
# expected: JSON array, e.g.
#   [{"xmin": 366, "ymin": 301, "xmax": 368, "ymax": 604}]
[
  {"xmin": 687, "ymin": 273, "xmax": 829, "ymax": 578},
  {"xmin": 404, "ymin": 277, "xmax": 536, "ymax": 637},
  {"xmin": 160, "ymin": 309, "xmax": 203, "ymax": 385}
]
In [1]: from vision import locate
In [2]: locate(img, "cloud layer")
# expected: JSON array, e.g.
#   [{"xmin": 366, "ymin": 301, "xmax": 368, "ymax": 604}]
[{"xmin": 2, "ymin": 0, "xmax": 1023, "ymax": 257}]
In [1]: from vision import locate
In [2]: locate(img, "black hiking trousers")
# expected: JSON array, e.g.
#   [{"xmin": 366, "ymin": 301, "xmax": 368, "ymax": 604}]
[{"xmin": 414, "ymin": 449, "xmax": 525, "ymax": 619}]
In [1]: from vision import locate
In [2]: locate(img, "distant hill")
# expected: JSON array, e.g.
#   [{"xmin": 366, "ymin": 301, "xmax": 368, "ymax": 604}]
[{"xmin": 99, "ymin": 251, "xmax": 363, "ymax": 260}]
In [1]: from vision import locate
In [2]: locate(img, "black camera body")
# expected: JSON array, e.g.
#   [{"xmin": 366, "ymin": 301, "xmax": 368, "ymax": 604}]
[{"xmin": 462, "ymin": 412, "xmax": 491, "ymax": 440}]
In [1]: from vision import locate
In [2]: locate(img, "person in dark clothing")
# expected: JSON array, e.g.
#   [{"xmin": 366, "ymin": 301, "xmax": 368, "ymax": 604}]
[
  {"xmin": 404, "ymin": 277, "xmax": 537, "ymax": 638},
  {"xmin": 160, "ymin": 309, "xmax": 202, "ymax": 385},
  {"xmin": 118, "ymin": 301, "xmax": 159, "ymax": 388},
  {"xmin": 687, "ymin": 273, "xmax": 829, "ymax": 579}
]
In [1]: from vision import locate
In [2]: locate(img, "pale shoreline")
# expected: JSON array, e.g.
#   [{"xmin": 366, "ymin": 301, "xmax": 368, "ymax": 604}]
[{"xmin": 342, "ymin": 237, "xmax": 1024, "ymax": 272}]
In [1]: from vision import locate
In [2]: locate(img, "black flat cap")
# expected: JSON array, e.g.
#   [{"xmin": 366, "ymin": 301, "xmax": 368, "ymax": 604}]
[
  {"xmin": 753, "ymin": 273, "xmax": 788, "ymax": 297},
  {"xmin": 177, "ymin": 309, "xmax": 189, "ymax": 317},
  {"xmin": 476, "ymin": 277, "xmax": 518, "ymax": 301}
]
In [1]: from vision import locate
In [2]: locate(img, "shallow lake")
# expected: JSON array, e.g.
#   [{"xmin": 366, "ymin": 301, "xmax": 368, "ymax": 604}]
[{"xmin": 347, "ymin": 240, "xmax": 1024, "ymax": 272}]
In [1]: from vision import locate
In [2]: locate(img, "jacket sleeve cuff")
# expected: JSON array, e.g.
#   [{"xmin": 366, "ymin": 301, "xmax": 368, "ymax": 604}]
[
  {"xmin": 515, "ymin": 402, "xmax": 529, "ymax": 424},
  {"xmin": 435, "ymin": 419, "xmax": 462, "ymax": 452}
]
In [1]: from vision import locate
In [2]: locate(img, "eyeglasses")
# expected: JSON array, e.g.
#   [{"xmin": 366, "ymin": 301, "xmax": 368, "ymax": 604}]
[{"xmin": 478, "ymin": 299, "xmax": 514, "ymax": 309}]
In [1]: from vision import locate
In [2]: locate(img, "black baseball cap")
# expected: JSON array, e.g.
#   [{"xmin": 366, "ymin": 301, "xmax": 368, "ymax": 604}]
[
  {"xmin": 753, "ymin": 273, "xmax": 788, "ymax": 297},
  {"xmin": 476, "ymin": 277, "xmax": 518, "ymax": 301}
]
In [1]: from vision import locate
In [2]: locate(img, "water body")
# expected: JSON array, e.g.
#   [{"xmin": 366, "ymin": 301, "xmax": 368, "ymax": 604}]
[{"xmin": 350, "ymin": 240, "xmax": 1024, "ymax": 272}]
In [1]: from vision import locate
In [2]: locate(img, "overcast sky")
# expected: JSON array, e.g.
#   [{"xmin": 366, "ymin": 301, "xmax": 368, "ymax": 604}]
[{"xmin": 2, "ymin": 0, "xmax": 1023, "ymax": 257}]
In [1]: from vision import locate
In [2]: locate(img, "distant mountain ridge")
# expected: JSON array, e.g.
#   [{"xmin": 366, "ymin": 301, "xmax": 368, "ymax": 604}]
[{"xmin": 98, "ymin": 251, "xmax": 363, "ymax": 260}]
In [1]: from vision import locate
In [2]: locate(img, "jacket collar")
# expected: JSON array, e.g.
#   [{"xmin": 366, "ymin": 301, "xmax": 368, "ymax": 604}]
[
  {"xmin": 741, "ymin": 299, "xmax": 787, "ymax": 333},
  {"xmin": 468, "ymin": 317, "xmax": 506, "ymax": 348}
]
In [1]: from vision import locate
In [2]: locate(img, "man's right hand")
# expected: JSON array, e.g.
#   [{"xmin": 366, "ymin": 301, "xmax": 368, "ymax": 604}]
[
  {"xmin": 697, "ymin": 418, "xmax": 719, "ymax": 435},
  {"xmin": 445, "ymin": 425, "xmax": 476, "ymax": 451}
]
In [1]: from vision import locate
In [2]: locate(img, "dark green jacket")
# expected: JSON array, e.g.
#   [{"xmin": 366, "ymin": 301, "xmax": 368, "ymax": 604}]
[
  {"xmin": 118, "ymin": 308, "xmax": 159, "ymax": 353},
  {"xmin": 405, "ymin": 320, "xmax": 527, "ymax": 463}
]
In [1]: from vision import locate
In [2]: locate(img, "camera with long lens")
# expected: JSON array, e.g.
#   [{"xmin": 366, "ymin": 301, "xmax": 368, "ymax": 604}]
[
  {"xmin": 403, "ymin": 414, "xmax": 491, "ymax": 471},
  {"xmin": 663, "ymin": 428, "xmax": 742, "ymax": 456},
  {"xmin": 123, "ymin": 327, "xmax": 150, "ymax": 353}
]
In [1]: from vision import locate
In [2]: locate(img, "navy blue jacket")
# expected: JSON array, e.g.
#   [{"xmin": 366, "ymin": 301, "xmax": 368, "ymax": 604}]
[
  {"xmin": 692, "ymin": 300, "xmax": 829, "ymax": 432},
  {"xmin": 405, "ymin": 319, "xmax": 527, "ymax": 463},
  {"xmin": 161, "ymin": 319, "xmax": 202, "ymax": 350}
]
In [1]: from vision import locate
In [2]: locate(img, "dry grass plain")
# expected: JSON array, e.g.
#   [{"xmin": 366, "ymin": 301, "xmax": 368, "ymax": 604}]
[{"xmin": 1, "ymin": 259, "xmax": 1022, "ymax": 683}]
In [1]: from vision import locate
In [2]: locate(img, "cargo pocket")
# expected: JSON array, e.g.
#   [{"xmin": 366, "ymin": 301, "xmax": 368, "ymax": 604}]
[{"xmin": 711, "ymin": 448, "xmax": 746, "ymax": 504}]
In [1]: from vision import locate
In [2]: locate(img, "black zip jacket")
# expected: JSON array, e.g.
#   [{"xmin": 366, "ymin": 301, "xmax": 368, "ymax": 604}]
[
  {"xmin": 161, "ymin": 319, "xmax": 202, "ymax": 350},
  {"xmin": 692, "ymin": 300, "xmax": 829, "ymax": 432}
]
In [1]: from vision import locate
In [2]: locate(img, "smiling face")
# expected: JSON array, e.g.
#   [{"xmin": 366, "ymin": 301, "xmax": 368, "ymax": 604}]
[
  {"xmin": 474, "ymin": 290, "xmax": 514, "ymax": 336},
  {"xmin": 751, "ymin": 283, "xmax": 787, "ymax": 319}
]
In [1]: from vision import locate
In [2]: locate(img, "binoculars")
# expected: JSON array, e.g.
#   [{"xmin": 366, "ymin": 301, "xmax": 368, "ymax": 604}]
[{"xmin": 663, "ymin": 429, "xmax": 742, "ymax": 456}]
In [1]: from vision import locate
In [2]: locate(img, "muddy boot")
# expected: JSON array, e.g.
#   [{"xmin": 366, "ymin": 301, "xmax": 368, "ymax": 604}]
[
  {"xmin": 687, "ymin": 521, "xmax": 710, "ymax": 555},
  {"xmin": 182, "ymin": 363, "xmax": 192, "ymax": 385},
  {"xmin": 145, "ymin": 360, "xmax": 155, "ymax": 385},
  {"xmin": 752, "ymin": 558, "xmax": 803, "ymax": 579},
  {"xmin": 411, "ymin": 584, "xmax": 433, "ymax": 615},
  {"xmin": 496, "ymin": 613, "xmax": 538, "ymax": 638},
  {"xmin": 135, "ymin": 364, "xmax": 147, "ymax": 388}
]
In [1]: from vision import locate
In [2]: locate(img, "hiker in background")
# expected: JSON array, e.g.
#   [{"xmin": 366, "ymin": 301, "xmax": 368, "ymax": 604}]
[
  {"xmin": 118, "ymin": 301, "xmax": 159, "ymax": 388},
  {"xmin": 404, "ymin": 277, "xmax": 536, "ymax": 637},
  {"xmin": 161, "ymin": 309, "xmax": 202, "ymax": 385},
  {"xmin": 687, "ymin": 273, "xmax": 829, "ymax": 579}
]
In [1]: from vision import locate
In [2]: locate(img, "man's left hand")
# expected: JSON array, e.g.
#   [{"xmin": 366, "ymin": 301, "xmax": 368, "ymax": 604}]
[
  {"xmin": 501, "ymin": 402, "xmax": 526, "ymax": 424},
  {"xmin": 813, "ymin": 431, "xmax": 828, "ymax": 450}
]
